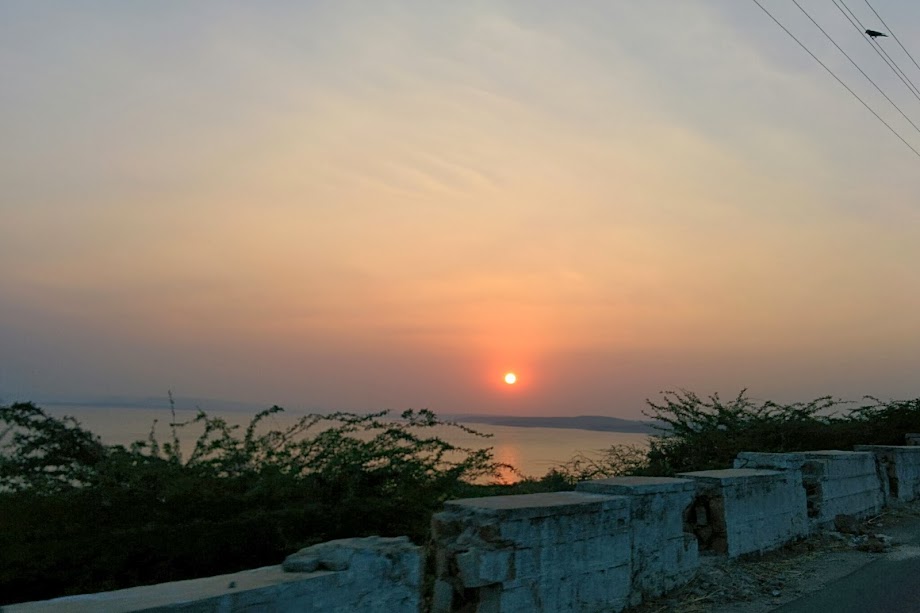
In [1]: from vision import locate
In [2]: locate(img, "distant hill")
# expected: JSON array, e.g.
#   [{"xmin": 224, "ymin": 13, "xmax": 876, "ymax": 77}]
[
  {"xmin": 33, "ymin": 399, "xmax": 659, "ymax": 434},
  {"xmin": 41, "ymin": 396, "xmax": 266, "ymax": 412},
  {"xmin": 451, "ymin": 414, "xmax": 659, "ymax": 434}
]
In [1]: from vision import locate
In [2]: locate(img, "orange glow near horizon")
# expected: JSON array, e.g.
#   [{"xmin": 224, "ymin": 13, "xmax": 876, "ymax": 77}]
[
  {"xmin": 9, "ymin": 3, "xmax": 920, "ymax": 418},
  {"xmin": 493, "ymin": 444, "xmax": 523, "ymax": 484},
  {"xmin": 479, "ymin": 359, "xmax": 536, "ymax": 407}
]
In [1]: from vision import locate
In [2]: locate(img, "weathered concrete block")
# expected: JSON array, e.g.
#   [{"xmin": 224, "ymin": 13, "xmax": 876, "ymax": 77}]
[
  {"xmin": 735, "ymin": 451, "xmax": 884, "ymax": 529},
  {"xmin": 432, "ymin": 491, "xmax": 632, "ymax": 612},
  {"xmin": 803, "ymin": 451, "xmax": 878, "ymax": 479},
  {"xmin": 678, "ymin": 468, "xmax": 808, "ymax": 558},
  {"xmin": 456, "ymin": 548, "xmax": 514, "ymax": 587},
  {"xmin": 734, "ymin": 452, "xmax": 807, "ymax": 472},
  {"xmin": 577, "ymin": 477, "xmax": 699, "ymax": 604},
  {"xmin": 8, "ymin": 536, "xmax": 424, "ymax": 613},
  {"xmin": 855, "ymin": 445, "xmax": 920, "ymax": 503},
  {"xmin": 802, "ymin": 451, "xmax": 884, "ymax": 525}
]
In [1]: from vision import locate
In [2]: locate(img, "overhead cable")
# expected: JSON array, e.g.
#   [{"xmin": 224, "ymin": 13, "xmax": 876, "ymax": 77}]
[
  {"xmin": 791, "ymin": 0, "xmax": 920, "ymax": 137},
  {"xmin": 863, "ymin": 0, "xmax": 920, "ymax": 78},
  {"xmin": 751, "ymin": 0, "xmax": 920, "ymax": 161},
  {"xmin": 835, "ymin": 0, "xmax": 920, "ymax": 102}
]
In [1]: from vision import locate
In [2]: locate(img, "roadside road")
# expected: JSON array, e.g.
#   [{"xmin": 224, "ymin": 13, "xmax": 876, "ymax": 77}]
[
  {"xmin": 772, "ymin": 540, "xmax": 920, "ymax": 612},
  {"xmin": 630, "ymin": 501, "xmax": 920, "ymax": 613}
]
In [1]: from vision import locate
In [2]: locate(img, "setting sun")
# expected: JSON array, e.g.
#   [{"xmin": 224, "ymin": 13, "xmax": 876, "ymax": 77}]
[{"xmin": 504, "ymin": 372, "xmax": 517, "ymax": 385}]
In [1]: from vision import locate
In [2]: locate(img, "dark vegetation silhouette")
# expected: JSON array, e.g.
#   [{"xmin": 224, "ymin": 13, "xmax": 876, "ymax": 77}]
[
  {"xmin": 3, "ymin": 390, "xmax": 920, "ymax": 604},
  {"xmin": 0, "ymin": 401, "xmax": 506, "ymax": 605},
  {"xmin": 641, "ymin": 389, "xmax": 920, "ymax": 475}
]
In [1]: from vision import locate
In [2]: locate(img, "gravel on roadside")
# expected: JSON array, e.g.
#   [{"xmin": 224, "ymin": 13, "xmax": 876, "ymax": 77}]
[{"xmin": 627, "ymin": 502, "xmax": 920, "ymax": 613}]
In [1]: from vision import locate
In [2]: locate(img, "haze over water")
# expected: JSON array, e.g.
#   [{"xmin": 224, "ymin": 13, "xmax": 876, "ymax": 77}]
[{"xmin": 44, "ymin": 405, "xmax": 649, "ymax": 483}]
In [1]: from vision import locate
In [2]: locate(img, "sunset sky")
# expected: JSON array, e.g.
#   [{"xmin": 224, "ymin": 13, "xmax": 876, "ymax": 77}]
[{"xmin": 3, "ymin": 1, "xmax": 920, "ymax": 418}]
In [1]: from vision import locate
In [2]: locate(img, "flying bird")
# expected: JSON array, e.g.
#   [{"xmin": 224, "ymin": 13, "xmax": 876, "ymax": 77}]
[{"xmin": 865, "ymin": 29, "xmax": 888, "ymax": 38}]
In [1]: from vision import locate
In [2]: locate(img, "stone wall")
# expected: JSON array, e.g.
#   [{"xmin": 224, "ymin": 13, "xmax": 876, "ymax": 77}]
[
  {"xmin": 677, "ymin": 468, "xmax": 809, "ymax": 558},
  {"xmin": 854, "ymin": 445, "xmax": 920, "ymax": 502},
  {"xmin": 576, "ymin": 477, "xmax": 698, "ymax": 604},
  {"xmin": 735, "ymin": 451, "xmax": 884, "ymax": 528},
  {"xmin": 430, "ymin": 492, "xmax": 632, "ymax": 613},
  {"xmin": 12, "ymin": 445, "xmax": 920, "ymax": 612},
  {"xmin": 5, "ymin": 537, "xmax": 423, "ymax": 613}
]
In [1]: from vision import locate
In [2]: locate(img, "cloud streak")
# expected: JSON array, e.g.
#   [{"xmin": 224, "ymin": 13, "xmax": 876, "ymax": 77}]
[{"xmin": 2, "ymin": 1, "xmax": 920, "ymax": 413}]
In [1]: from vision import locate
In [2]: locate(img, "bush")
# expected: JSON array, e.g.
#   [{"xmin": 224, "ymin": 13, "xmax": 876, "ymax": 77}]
[
  {"xmin": 542, "ymin": 445, "xmax": 651, "ymax": 485},
  {"xmin": 642, "ymin": 390, "xmax": 920, "ymax": 475},
  {"xmin": 7, "ymin": 390, "xmax": 920, "ymax": 604},
  {"xmin": 0, "ymin": 401, "xmax": 503, "ymax": 605}
]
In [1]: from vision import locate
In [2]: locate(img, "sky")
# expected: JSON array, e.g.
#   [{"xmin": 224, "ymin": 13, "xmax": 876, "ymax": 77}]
[{"xmin": 2, "ymin": 1, "xmax": 920, "ymax": 418}]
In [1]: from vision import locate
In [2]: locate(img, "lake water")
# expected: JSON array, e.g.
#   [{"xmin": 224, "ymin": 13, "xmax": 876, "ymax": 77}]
[{"xmin": 42, "ymin": 405, "xmax": 650, "ymax": 482}]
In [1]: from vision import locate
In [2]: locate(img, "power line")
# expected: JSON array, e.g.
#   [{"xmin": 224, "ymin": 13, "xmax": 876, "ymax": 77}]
[
  {"xmin": 835, "ymin": 0, "xmax": 920, "ymax": 99},
  {"xmin": 863, "ymin": 0, "xmax": 920, "ymax": 79},
  {"xmin": 877, "ymin": 44, "xmax": 920, "ymax": 98},
  {"xmin": 751, "ymin": 0, "xmax": 920, "ymax": 161},
  {"xmin": 870, "ymin": 34, "xmax": 920, "ymax": 99},
  {"xmin": 835, "ymin": 0, "xmax": 920, "ymax": 102},
  {"xmin": 791, "ymin": 0, "xmax": 920, "ymax": 137}
]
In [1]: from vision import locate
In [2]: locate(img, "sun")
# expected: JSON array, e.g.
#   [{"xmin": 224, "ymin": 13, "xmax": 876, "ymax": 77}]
[{"xmin": 504, "ymin": 372, "xmax": 517, "ymax": 385}]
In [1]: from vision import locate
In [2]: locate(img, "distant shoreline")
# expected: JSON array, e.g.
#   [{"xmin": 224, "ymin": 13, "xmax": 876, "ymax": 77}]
[
  {"xmin": 450, "ymin": 414, "xmax": 658, "ymax": 434},
  {"xmin": 34, "ymin": 400, "xmax": 659, "ymax": 435}
]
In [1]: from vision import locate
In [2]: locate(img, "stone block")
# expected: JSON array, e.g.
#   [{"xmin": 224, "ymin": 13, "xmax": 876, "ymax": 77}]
[
  {"xmin": 577, "ymin": 477, "xmax": 699, "ymax": 603},
  {"xmin": 855, "ymin": 445, "xmax": 920, "ymax": 502},
  {"xmin": 8, "ymin": 537, "xmax": 424, "ymax": 613},
  {"xmin": 734, "ymin": 451, "xmax": 885, "ymax": 529},
  {"xmin": 804, "ymin": 451, "xmax": 878, "ymax": 479},
  {"xmin": 456, "ymin": 549, "xmax": 513, "ymax": 588},
  {"xmin": 734, "ymin": 452, "xmax": 807, "ymax": 472},
  {"xmin": 432, "ymin": 491, "xmax": 632, "ymax": 612},
  {"xmin": 444, "ymin": 490, "xmax": 627, "ymax": 520},
  {"xmin": 678, "ymin": 468, "xmax": 808, "ymax": 558}
]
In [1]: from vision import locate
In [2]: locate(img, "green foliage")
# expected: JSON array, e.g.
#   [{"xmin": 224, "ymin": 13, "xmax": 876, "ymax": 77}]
[
  {"xmin": 0, "ymin": 401, "xmax": 502, "ymax": 605},
  {"xmin": 7, "ymin": 390, "xmax": 920, "ymax": 605},
  {"xmin": 554, "ymin": 444, "xmax": 652, "ymax": 482},
  {"xmin": 642, "ymin": 390, "xmax": 920, "ymax": 475},
  {"xmin": 454, "ymin": 468, "xmax": 579, "ymax": 498},
  {"xmin": 0, "ymin": 402, "xmax": 108, "ymax": 492}
]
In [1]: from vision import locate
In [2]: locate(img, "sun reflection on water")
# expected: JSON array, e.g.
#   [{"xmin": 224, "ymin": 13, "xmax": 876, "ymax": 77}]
[{"xmin": 492, "ymin": 444, "xmax": 523, "ymax": 484}]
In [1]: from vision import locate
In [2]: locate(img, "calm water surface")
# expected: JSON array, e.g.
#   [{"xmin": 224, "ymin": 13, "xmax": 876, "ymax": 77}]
[{"xmin": 44, "ymin": 405, "xmax": 649, "ymax": 482}]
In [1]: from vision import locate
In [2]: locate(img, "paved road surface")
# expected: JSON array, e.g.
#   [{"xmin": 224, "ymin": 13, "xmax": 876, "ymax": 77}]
[{"xmin": 774, "ymin": 540, "xmax": 920, "ymax": 612}]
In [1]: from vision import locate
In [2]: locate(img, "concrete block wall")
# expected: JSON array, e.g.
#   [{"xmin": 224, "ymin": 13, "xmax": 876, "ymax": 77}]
[
  {"xmin": 576, "ymin": 477, "xmax": 698, "ymax": 604},
  {"xmin": 735, "ymin": 451, "xmax": 884, "ymax": 528},
  {"xmin": 801, "ymin": 451, "xmax": 885, "ymax": 525},
  {"xmin": 677, "ymin": 468, "xmax": 809, "ymax": 558},
  {"xmin": 430, "ymin": 491, "xmax": 632, "ymax": 613},
  {"xmin": 6, "ymin": 537, "xmax": 423, "ymax": 613},
  {"xmin": 855, "ymin": 445, "xmax": 920, "ymax": 502},
  {"xmin": 14, "ymin": 444, "xmax": 920, "ymax": 612}
]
